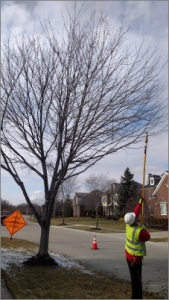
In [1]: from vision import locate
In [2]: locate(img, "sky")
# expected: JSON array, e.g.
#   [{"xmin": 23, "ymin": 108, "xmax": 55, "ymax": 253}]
[{"xmin": 1, "ymin": 1, "xmax": 168, "ymax": 205}]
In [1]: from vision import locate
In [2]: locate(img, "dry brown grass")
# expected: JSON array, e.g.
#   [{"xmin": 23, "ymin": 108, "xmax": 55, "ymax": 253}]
[
  {"xmin": 150, "ymin": 237, "xmax": 168, "ymax": 242},
  {"xmin": 49, "ymin": 216, "xmax": 167, "ymax": 232},
  {"xmin": 66, "ymin": 225, "xmax": 125, "ymax": 233},
  {"xmin": 1, "ymin": 237, "xmax": 164, "ymax": 299}
]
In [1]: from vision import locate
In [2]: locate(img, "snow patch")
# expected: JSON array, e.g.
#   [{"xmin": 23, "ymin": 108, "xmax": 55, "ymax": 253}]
[
  {"xmin": 1, "ymin": 247, "xmax": 93, "ymax": 274},
  {"xmin": 49, "ymin": 250, "xmax": 92, "ymax": 273},
  {"xmin": 1, "ymin": 248, "xmax": 37, "ymax": 270}
]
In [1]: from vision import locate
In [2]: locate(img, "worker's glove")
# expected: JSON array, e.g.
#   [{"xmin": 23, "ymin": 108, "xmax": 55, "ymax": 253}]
[{"xmin": 139, "ymin": 198, "xmax": 144, "ymax": 204}]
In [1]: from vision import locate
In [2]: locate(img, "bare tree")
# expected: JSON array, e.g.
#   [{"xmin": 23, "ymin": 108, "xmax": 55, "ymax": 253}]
[
  {"xmin": 58, "ymin": 176, "xmax": 77, "ymax": 224},
  {"xmin": 84, "ymin": 174, "xmax": 115, "ymax": 228},
  {"xmin": 1, "ymin": 6, "xmax": 167, "ymax": 264},
  {"xmin": 1, "ymin": 199, "xmax": 16, "ymax": 213},
  {"xmin": 16, "ymin": 202, "xmax": 29, "ymax": 214},
  {"xmin": 53, "ymin": 195, "xmax": 62, "ymax": 218}
]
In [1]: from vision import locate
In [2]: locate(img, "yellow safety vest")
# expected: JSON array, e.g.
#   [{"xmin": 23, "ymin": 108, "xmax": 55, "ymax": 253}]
[{"xmin": 125, "ymin": 225, "xmax": 146, "ymax": 256}]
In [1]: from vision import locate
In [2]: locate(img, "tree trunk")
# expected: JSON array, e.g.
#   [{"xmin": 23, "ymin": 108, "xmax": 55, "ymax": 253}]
[
  {"xmin": 96, "ymin": 208, "xmax": 98, "ymax": 228},
  {"xmin": 38, "ymin": 222, "xmax": 50, "ymax": 256},
  {"xmin": 23, "ymin": 219, "xmax": 58, "ymax": 267},
  {"xmin": 62, "ymin": 202, "xmax": 65, "ymax": 224}
]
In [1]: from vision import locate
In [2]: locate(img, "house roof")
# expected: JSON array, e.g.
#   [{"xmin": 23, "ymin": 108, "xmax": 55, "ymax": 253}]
[
  {"xmin": 152, "ymin": 171, "xmax": 168, "ymax": 196},
  {"xmin": 145, "ymin": 174, "xmax": 161, "ymax": 188},
  {"xmin": 74, "ymin": 190, "xmax": 103, "ymax": 206},
  {"xmin": 73, "ymin": 192, "xmax": 88, "ymax": 206},
  {"xmin": 75, "ymin": 192, "xmax": 88, "ymax": 197},
  {"xmin": 78, "ymin": 197, "xmax": 87, "ymax": 205},
  {"xmin": 135, "ymin": 181, "xmax": 142, "ymax": 189},
  {"xmin": 110, "ymin": 183, "xmax": 120, "ymax": 192}
]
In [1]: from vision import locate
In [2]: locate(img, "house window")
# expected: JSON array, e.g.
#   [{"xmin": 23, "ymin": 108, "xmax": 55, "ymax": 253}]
[
  {"xmin": 150, "ymin": 178, "xmax": 154, "ymax": 185},
  {"xmin": 102, "ymin": 196, "xmax": 107, "ymax": 206},
  {"xmin": 148, "ymin": 205, "xmax": 153, "ymax": 215},
  {"xmin": 160, "ymin": 200, "xmax": 167, "ymax": 215},
  {"xmin": 113, "ymin": 194, "xmax": 118, "ymax": 201}
]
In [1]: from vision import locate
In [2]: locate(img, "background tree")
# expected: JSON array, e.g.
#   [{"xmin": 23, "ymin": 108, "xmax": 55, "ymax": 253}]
[
  {"xmin": 84, "ymin": 174, "xmax": 115, "ymax": 228},
  {"xmin": 53, "ymin": 196, "xmax": 63, "ymax": 218},
  {"xmin": 1, "ymin": 6, "xmax": 167, "ymax": 264},
  {"xmin": 16, "ymin": 202, "xmax": 29, "ymax": 215},
  {"xmin": 85, "ymin": 190, "xmax": 102, "ymax": 219},
  {"xmin": 57, "ymin": 176, "xmax": 77, "ymax": 224},
  {"xmin": 64, "ymin": 197, "xmax": 73, "ymax": 218},
  {"xmin": 25, "ymin": 198, "xmax": 44, "ymax": 218},
  {"xmin": 1, "ymin": 199, "xmax": 16, "ymax": 213},
  {"xmin": 118, "ymin": 167, "xmax": 140, "ymax": 215}
]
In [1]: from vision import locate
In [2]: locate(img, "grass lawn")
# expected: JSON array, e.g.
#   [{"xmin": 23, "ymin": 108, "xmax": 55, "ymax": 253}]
[
  {"xmin": 29, "ymin": 215, "xmax": 169, "ymax": 239},
  {"xmin": 1, "ymin": 237, "xmax": 164, "ymax": 299},
  {"xmin": 50, "ymin": 216, "xmax": 165, "ymax": 229},
  {"xmin": 46, "ymin": 216, "xmax": 167, "ymax": 234},
  {"xmin": 50, "ymin": 216, "xmax": 126, "ymax": 228}
]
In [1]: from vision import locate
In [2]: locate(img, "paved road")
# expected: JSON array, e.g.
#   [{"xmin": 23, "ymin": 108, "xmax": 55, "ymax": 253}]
[{"xmin": 1, "ymin": 219, "xmax": 168, "ymax": 298}]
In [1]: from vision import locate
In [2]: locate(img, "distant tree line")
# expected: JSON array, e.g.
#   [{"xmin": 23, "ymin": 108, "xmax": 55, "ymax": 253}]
[{"xmin": 1, "ymin": 197, "xmax": 72, "ymax": 217}]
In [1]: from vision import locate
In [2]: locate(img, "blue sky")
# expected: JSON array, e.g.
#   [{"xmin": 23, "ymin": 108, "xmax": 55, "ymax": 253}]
[{"xmin": 1, "ymin": 1, "xmax": 168, "ymax": 205}]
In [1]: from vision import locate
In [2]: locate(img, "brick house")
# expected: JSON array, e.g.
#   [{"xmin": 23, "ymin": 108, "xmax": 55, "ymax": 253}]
[
  {"xmin": 144, "ymin": 171, "xmax": 168, "ymax": 219},
  {"xmin": 72, "ymin": 171, "xmax": 168, "ymax": 219},
  {"xmin": 72, "ymin": 192, "xmax": 88, "ymax": 217},
  {"xmin": 72, "ymin": 191, "xmax": 103, "ymax": 217}
]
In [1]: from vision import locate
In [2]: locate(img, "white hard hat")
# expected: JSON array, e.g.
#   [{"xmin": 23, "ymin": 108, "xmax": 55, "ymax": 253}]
[{"xmin": 124, "ymin": 213, "xmax": 136, "ymax": 225}]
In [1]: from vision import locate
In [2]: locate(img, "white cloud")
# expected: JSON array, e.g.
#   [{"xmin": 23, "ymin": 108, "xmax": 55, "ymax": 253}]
[
  {"xmin": 29, "ymin": 190, "xmax": 44, "ymax": 202},
  {"xmin": 34, "ymin": 190, "xmax": 43, "ymax": 195},
  {"xmin": 2, "ymin": 2, "xmax": 30, "ymax": 25},
  {"xmin": 1, "ymin": 2, "xmax": 33, "ymax": 39},
  {"xmin": 30, "ymin": 195, "xmax": 37, "ymax": 201},
  {"xmin": 124, "ymin": 1, "xmax": 151, "ymax": 25}
]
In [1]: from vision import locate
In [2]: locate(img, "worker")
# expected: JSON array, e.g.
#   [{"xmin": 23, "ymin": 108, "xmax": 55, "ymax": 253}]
[{"xmin": 124, "ymin": 198, "xmax": 150, "ymax": 299}]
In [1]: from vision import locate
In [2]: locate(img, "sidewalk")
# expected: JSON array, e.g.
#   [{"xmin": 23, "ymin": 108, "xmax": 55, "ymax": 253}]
[{"xmin": 1, "ymin": 279, "xmax": 14, "ymax": 299}]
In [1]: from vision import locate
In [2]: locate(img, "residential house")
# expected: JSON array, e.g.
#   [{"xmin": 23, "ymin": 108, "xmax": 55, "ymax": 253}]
[
  {"xmin": 72, "ymin": 171, "xmax": 168, "ymax": 219},
  {"xmin": 144, "ymin": 171, "xmax": 168, "ymax": 219},
  {"xmin": 73, "ymin": 192, "xmax": 88, "ymax": 217},
  {"xmin": 101, "ymin": 183, "xmax": 120, "ymax": 217},
  {"xmin": 101, "ymin": 181, "xmax": 142, "ymax": 217},
  {"xmin": 72, "ymin": 191, "xmax": 103, "ymax": 217}
]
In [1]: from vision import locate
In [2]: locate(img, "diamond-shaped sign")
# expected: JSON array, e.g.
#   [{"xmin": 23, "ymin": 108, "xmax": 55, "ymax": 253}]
[{"xmin": 3, "ymin": 210, "xmax": 27, "ymax": 237}]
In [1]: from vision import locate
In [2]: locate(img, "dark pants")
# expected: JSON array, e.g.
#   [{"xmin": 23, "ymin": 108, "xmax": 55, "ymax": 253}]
[{"xmin": 127, "ymin": 259, "xmax": 142, "ymax": 299}]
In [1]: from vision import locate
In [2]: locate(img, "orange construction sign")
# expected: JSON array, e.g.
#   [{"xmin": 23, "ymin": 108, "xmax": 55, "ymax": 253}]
[{"xmin": 2, "ymin": 210, "xmax": 27, "ymax": 237}]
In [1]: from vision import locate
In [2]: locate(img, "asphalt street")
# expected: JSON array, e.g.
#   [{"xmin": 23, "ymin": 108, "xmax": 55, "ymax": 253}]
[{"xmin": 1, "ymin": 218, "xmax": 168, "ymax": 299}]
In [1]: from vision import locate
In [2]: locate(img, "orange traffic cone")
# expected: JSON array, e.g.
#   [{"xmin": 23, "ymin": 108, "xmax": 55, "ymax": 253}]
[{"xmin": 91, "ymin": 235, "xmax": 99, "ymax": 250}]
